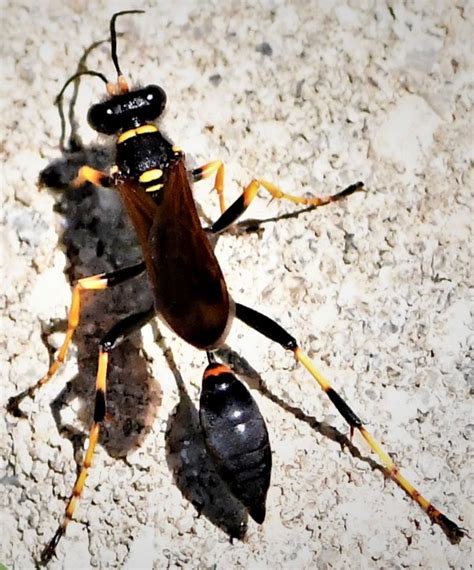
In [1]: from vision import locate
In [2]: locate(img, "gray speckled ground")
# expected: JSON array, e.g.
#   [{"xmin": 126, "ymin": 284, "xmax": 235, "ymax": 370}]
[{"xmin": 1, "ymin": 1, "xmax": 472, "ymax": 569}]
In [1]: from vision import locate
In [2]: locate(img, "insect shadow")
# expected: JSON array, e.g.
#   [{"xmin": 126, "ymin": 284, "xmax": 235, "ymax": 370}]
[
  {"xmin": 41, "ymin": 145, "xmax": 161, "ymax": 461},
  {"xmin": 38, "ymin": 39, "xmax": 162, "ymax": 463}
]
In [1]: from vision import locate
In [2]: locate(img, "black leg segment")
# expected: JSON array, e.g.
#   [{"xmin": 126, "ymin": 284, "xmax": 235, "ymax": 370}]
[
  {"xmin": 103, "ymin": 261, "xmax": 146, "ymax": 287},
  {"xmin": 100, "ymin": 305, "xmax": 155, "ymax": 353},
  {"xmin": 208, "ymin": 195, "xmax": 248, "ymax": 234},
  {"xmin": 234, "ymin": 302, "xmax": 466, "ymax": 542},
  {"xmin": 235, "ymin": 303, "xmax": 296, "ymax": 350}
]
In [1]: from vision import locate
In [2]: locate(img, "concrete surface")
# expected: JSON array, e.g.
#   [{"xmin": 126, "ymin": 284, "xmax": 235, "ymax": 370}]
[{"xmin": 1, "ymin": 1, "xmax": 472, "ymax": 569}]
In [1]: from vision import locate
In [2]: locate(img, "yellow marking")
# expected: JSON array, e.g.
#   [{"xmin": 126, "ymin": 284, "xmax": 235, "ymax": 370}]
[
  {"xmin": 239, "ymin": 178, "xmax": 362, "ymax": 209},
  {"xmin": 118, "ymin": 124, "xmax": 158, "ymax": 144},
  {"xmin": 79, "ymin": 275, "xmax": 108, "ymax": 291},
  {"xmin": 243, "ymin": 180, "xmax": 261, "ymax": 208},
  {"xmin": 64, "ymin": 422, "xmax": 100, "ymax": 520},
  {"xmin": 136, "ymin": 125, "xmax": 158, "ymax": 135},
  {"xmin": 75, "ymin": 470, "xmax": 88, "ymax": 493},
  {"xmin": 11, "ymin": 273, "xmax": 109, "ymax": 407},
  {"xmin": 65, "ymin": 496, "xmax": 78, "ymax": 519},
  {"xmin": 197, "ymin": 160, "xmax": 221, "ymax": 178},
  {"xmin": 145, "ymin": 183, "xmax": 164, "ymax": 192},
  {"xmin": 118, "ymin": 129, "xmax": 136, "ymax": 144},
  {"xmin": 139, "ymin": 169, "xmax": 163, "ymax": 183},
  {"xmin": 118, "ymin": 74, "xmax": 129, "ymax": 93},
  {"xmin": 72, "ymin": 166, "xmax": 106, "ymax": 188},
  {"xmin": 172, "ymin": 145, "xmax": 182, "ymax": 153},
  {"xmin": 106, "ymin": 82, "xmax": 118, "ymax": 96},
  {"xmin": 204, "ymin": 364, "xmax": 231, "ymax": 379},
  {"xmin": 294, "ymin": 346, "xmax": 466, "ymax": 536},
  {"xmin": 51, "ymin": 380, "xmax": 104, "ymax": 549},
  {"xmin": 84, "ymin": 423, "xmax": 101, "ymax": 464},
  {"xmin": 294, "ymin": 347, "xmax": 331, "ymax": 392},
  {"xmin": 96, "ymin": 352, "xmax": 109, "ymax": 392},
  {"xmin": 107, "ymin": 75, "xmax": 130, "ymax": 96},
  {"xmin": 215, "ymin": 163, "xmax": 225, "ymax": 190},
  {"xmin": 259, "ymin": 179, "xmax": 325, "ymax": 206},
  {"xmin": 194, "ymin": 160, "xmax": 226, "ymax": 212}
]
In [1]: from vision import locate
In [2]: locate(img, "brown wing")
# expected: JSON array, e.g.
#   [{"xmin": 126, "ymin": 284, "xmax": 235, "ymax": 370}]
[
  {"xmin": 116, "ymin": 177, "xmax": 159, "ymax": 251},
  {"xmin": 117, "ymin": 159, "xmax": 232, "ymax": 349}
]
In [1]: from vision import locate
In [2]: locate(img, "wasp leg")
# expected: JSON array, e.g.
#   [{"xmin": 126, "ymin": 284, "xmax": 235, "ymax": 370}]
[
  {"xmin": 234, "ymin": 302, "xmax": 467, "ymax": 544},
  {"xmin": 208, "ymin": 178, "xmax": 364, "ymax": 234},
  {"xmin": 40, "ymin": 305, "xmax": 155, "ymax": 564},
  {"xmin": 192, "ymin": 161, "xmax": 226, "ymax": 213},
  {"xmin": 73, "ymin": 165, "xmax": 113, "ymax": 188},
  {"xmin": 7, "ymin": 262, "xmax": 146, "ymax": 417}
]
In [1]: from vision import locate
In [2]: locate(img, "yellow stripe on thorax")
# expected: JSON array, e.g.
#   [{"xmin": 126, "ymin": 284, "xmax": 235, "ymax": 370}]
[
  {"xmin": 145, "ymin": 183, "xmax": 164, "ymax": 193},
  {"xmin": 118, "ymin": 124, "xmax": 158, "ymax": 144},
  {"xmin": 139, "ymin": 169, "xmax": 163, "ymax": 183},
  {"xmin": 139, "ymin": 168, "xmax": 164, "ymax": 192}
]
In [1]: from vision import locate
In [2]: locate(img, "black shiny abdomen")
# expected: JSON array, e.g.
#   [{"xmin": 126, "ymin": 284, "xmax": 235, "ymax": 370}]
[
  {"xmin": 116, "ymin": 131, "xmax": 176, "ymax": 179},
  {"xmin": 199, "ymin": 365, "xmax": 272, "ymax": 523}
]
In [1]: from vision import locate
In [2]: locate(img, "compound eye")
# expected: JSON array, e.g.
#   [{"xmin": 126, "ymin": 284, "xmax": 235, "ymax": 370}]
[
  {"xmin": 87, "ymin": 102, "xmax": 118, "ymax": 134},
  {"xmin": 144, "ymin": 85, "xmax": 167, "ymax": 118}
]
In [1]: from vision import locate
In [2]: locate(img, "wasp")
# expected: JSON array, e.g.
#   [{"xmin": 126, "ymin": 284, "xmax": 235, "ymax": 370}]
[{"xmin": 7, "ymin": 10, "xmax": 466, "ymax": 564}]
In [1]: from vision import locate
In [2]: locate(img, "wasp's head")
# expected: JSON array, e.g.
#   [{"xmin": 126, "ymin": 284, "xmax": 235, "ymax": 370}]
[
  {"xmin": 57, "ymin": 11, "xmax": 166, "ymax": 140},
  {"xmin": 87, "ymin": 84, "xmax": 167, "ymax": 134}
]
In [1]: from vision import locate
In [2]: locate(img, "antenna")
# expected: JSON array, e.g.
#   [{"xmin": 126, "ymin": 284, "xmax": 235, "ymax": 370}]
[
  {"xmin": 110, "ymin": 10, "xmax": 145, "ymax": 77},
  {"xmin": 55, "ymin": 70, "xmax": 109, "ymax": 105},
  {"xmin": 55, "ymin": 70, "xmax": 109, "ymax": 151}
]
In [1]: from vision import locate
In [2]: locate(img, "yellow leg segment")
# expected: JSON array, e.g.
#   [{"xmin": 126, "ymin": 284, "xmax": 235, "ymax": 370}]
[
  {"xmin": 7, "ymin": 261, "xmax": 145, "ymax": 418},
  {"xmin": 7, "ymin": 274, "xmax": 109, "ymax": 417},
  {"xmin": 242, "ymin": 178, "xmax": 364, "ymax": 208},
  {"xmin": 192, "ymin": 160, "xmax": 226, "ymax": 212},
  {"xmin": 294, "ymin": 347, "xmax": 466, "ymax": 543},
  {"xmin": 194, "ymin": 163, "xmax": 363, "ymax": 231},
  {"xmin": 40, "ymin": 350, "xmax": 109, "ymax": 564},
  {"xmin": 73, "ymin": 166, "xmax": 110, "ymax": 188}
]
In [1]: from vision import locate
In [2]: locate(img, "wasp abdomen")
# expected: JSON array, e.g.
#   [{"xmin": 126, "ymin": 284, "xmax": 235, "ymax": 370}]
[{"xmin": 199, "ymin": 363, "xmax": 272, "ymax": 524}]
